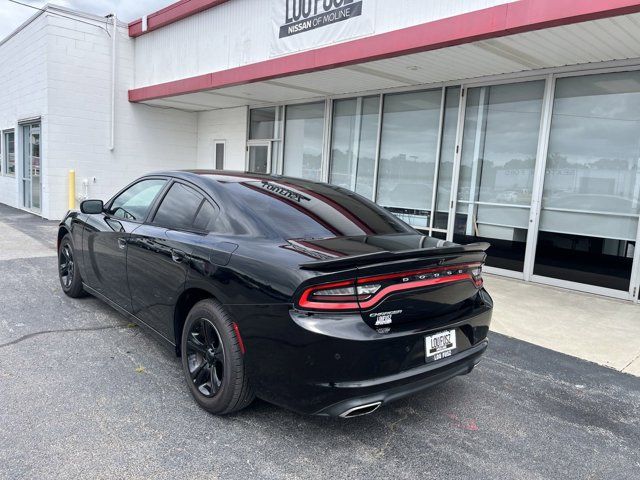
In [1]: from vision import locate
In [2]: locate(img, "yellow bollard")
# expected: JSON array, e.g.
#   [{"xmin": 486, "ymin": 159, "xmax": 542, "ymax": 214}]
[{"xmin": 68, "ymin": 170, "xmax": 76, "ymax": 210}]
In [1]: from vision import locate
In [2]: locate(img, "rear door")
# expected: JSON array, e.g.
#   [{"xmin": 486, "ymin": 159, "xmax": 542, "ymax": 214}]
[{"xmin": 127, "ymin": 181, "xmax": 215, "ymax": 340}]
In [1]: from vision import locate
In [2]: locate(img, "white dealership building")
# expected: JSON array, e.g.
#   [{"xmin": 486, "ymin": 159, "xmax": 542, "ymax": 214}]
[{"xmin": 1, "ymin": 0, "xmax": 640, "ymax": 302}]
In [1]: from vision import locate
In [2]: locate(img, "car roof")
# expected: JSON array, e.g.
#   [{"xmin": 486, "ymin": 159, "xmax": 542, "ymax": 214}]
[{"xmin": 149, "ymin": 170, "xmax": 319, "ymax": 185}]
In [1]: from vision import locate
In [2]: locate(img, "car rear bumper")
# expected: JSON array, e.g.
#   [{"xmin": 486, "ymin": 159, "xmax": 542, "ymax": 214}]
[
  {"xmin": 236, "ymin": 290, "xmax": 492, "ymax": 417},
  {"xmin": 312, "ymin": 339, "xmax": 487, "ymax": 417}
]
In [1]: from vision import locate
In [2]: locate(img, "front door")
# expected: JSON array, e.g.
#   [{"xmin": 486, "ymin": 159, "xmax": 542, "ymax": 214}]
[
  {"xmin": 21, "ymin": 123, "xmax": 41, "ymax": 212},
  {"xmin": 127, "ymin": 181, "xmax": 211, "ymax": 340},
  {"xmin": 82, "ymin": 178, "xmax": 168, "ymax": 310}
]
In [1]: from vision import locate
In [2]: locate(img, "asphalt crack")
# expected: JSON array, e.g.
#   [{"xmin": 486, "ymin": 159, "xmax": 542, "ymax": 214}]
[{"xmin": 0, "ymin": 324, "xmax": 122, "ymax": 349}]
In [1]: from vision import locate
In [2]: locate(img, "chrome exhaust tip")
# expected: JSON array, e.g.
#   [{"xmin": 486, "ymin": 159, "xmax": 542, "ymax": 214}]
[{"xmin": 339, "ymin": 402, "xmax": 382, "ymax": 418}]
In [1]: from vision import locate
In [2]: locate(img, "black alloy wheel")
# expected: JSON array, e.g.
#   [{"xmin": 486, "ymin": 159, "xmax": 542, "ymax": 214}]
[
  {"xmin": 186, "ymin": 318, "xmax": 225, "ymax": 398},
  {"xmin": 58, "ymin": 234, "xmax": 85, "ymax": 298},
  {"xmin": 180, "ymin": 299, "xmax": 254, "ymax": 415},
  {"xmin": 59, "ymin": 244, "xmax": 74, "ymax": 290}
]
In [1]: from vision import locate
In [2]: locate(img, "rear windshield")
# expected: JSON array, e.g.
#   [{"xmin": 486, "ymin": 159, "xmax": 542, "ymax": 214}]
[{"xmin": 226, "ymin": 179, "xmax": 413, "ymax": 239}]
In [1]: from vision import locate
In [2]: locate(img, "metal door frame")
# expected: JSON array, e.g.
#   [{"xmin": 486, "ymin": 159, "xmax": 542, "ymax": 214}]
[
  {"xmin": 20, "ymin": 121, "xmax": 41, "ymax": 213},
  {"xmin": 246, "ymin": 140, "xmax": 272, "ymax": 174}
]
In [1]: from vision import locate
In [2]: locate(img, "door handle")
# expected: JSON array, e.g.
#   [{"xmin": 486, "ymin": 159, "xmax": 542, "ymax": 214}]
[
  {"xmin": 171, "ymin": 249, "xmax": 186, "ymax": 264},
  {"xmin": 117, "ymin": 238, "xmax": 127, "ymax": 250}
]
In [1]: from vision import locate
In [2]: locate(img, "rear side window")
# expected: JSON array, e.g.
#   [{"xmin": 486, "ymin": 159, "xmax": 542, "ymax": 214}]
[
  {"xmin": 153, "ymin": 183, "xmax": 204, "ymax": 230},
  {"xmin": 108, "ymin": 179, "xmax": 166, "ymax": 221},
  {"xmin": 193, "ymin": 201, "xmax": 217, "ymax": 231}
]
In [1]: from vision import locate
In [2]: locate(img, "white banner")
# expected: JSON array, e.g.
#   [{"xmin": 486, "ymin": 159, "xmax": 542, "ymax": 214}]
[{"xmin": 270, "ymin": 0, "xmax": 376, "ymax": 57}]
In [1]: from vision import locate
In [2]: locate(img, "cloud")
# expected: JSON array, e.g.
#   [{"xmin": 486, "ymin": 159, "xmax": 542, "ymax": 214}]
[{"xmin": 0, "ymin": 0, "xmax": 173, "ymax": 39}]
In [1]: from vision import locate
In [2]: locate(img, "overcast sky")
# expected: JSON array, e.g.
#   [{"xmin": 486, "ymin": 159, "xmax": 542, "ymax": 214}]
[{"xmin": 0, "ymin": 0, "xmax": 174, "ymax": 38}]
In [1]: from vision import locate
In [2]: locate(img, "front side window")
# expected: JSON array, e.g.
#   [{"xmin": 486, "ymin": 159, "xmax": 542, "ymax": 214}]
[
  {"xmin": 4, "ymin": 130, "xmax": 15, "ymax": 176},
  {"xmin": 108, "ymin": 179, "xmax": 166, "ymax": 221}
]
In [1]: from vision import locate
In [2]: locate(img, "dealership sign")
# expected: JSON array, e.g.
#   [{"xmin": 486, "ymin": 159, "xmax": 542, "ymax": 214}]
[
  {"xmin": 280, "ymin": 0, "xmax": 363, "ymax": 38},
  {"xmin": 271, "ymin": 0, "xmax": 375, "ymax": 56}
]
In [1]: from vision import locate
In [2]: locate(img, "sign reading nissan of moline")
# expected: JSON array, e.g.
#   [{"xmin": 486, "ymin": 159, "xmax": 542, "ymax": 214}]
[
  {"xmin": 271, "ymin": 0, "xmax": 373, "ymax": 56},
  {"xmin": 280, "ymin": 0, "xmax": 363, "ymax": 38}
]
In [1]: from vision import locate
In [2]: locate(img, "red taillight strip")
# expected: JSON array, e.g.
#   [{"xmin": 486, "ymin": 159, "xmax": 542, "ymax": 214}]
[
  {"xmin": 357, "ymin": 273, "xmax": 472, "ymax": 309},
  {"xmin": 356, "ymin": 263, "xmax": 482, "ymax": 284},
  {"xmin": 297, "ymin": 264, "xmax": 482, "ymax": 311}
]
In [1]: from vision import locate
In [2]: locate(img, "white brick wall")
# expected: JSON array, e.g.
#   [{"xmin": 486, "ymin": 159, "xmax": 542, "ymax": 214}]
[
  {"xmin": 0, "ymin": 13, "xmax": 48, "ymax": 211},
  {"xmin": 197, "ymin": 107, "xmax": 248, "ymax": 171},
  {"xmin": 44, "ymin": 13, "xmax": 198, "ymax": 220},
  {"xmin": 0, "ymin": 8, "xmax": 202, "ymax": 220}
]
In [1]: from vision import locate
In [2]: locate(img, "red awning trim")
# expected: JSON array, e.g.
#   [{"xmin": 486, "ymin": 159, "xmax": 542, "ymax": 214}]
[{"xmin": 129, "ymin": 0, "xmax": 640, "ymax": 103}]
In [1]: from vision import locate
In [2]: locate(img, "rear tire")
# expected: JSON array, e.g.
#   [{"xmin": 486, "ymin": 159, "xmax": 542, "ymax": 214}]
[
  {"xmin": 58, "ymin": 234, "xmax": 86, "ymax": 298},
  {"xmin": 181, "ymin": 299, "xmax": 254, "ymax": 415}
]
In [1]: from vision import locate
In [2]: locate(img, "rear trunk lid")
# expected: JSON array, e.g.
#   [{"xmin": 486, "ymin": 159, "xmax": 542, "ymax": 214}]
[{"xmin": 295, "ymin": 234, "xmax": 488, "ymax": 329}]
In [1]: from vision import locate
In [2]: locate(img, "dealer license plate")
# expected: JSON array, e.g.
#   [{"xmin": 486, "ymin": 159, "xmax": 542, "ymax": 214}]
[{"xmin": 425, "ymin": 329, "xmax": 457, "ymax": 362}]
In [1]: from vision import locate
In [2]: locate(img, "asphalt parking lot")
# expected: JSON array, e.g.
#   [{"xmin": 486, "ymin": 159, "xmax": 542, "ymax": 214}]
[{"xmin": 0, "ymin": 203, "xmax": 639, "ymax": 480}]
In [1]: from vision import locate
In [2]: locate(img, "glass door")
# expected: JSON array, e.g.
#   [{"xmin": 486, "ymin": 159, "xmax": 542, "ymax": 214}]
[
  {"xmin": 21, "ymin": 123, "xmax": 41, "ymax": 212},
  {"xmin": 452, "ymin": 80, "xmax": 545, "ymax": 274},
  {"xmin": 247, "ymin": 142, "xmax": 271, "ymax": 174},
  {"xmin": 532, "ymin": 71, "xmax": 640, "ymax": 294}
]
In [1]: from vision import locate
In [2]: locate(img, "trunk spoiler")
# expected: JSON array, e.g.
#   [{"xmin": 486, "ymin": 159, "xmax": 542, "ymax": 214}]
[{"xmin": 299, "ymin": 242, "xmax": 490, "ymax": 271}]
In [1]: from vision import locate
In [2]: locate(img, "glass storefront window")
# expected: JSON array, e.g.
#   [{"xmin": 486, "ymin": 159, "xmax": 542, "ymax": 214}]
[
  {"xmin": 454, "ymin": 80, "xmax": 545, "ymax": 272},
  {"xmin": 535, "ymin": 71, "xmax": 640, "ymax": 290},
  {"xmin": 329, "ymin": 96, "xmax": 380, "ymax": 199},
  {"xmin": 3, "ymin": 130, "xmax": 15, "ymax": 176},
  {"xmin": 250, "ymin": 107, "xmax": 277, "ymax": 140},
  {"xmin": 376, "ymin": 89, "xmax": 443, "ymax": 228},
  {"xmin": 283, "ymin": 102, "xmax": 325, "ymax": 181}
]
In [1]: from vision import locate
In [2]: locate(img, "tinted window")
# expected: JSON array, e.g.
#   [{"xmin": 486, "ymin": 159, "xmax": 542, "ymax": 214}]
[
  {"xmin": 227, "ymin": 179, "xmax": 413, "ymax": 239},
  {"xmin": 109, "ymin": 179, "xmax": 166, "ymax": 221},
  {"xmin": 153, "ymin": 183, "xmax": 204, "ymax": 230},
  {"xmin": 193, "ymin": 201, "xmax": 217, "ymax": 231}
]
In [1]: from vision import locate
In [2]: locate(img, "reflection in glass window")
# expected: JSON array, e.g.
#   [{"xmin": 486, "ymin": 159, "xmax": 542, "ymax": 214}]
[
  {"xmin": 457, "ymin": 81, "xmax": 544, "ymax": 207},
  {"xmin": 329, "ymin": 96, "xmax": 380, "ymax": 199},
  {"xmin": 542, "ymin": 72, "xmax": 640, "ymax": 218},
  {"xmin": 454, "ymin": 81, "xmax": 545, "ymax": 272},
  {"xmin": 229, "ymin": 179, "xmax": 411, "ymax": 240},
  {"xmin": 248, "ymin": 145, "xmax": 270, "ymax": 174},
  {"xmin": 376, "ymin": 90, "xmax": 442, "ymax": 228},
  {"xmin": 283, "ymin": 102, "xmax": 325, "ymax": 181},
  {"xmin": 4, "ymin": 130, "xmax": 15, "ymax": 176},
  {"xmin": 250, "ymin": 108, "xmax": 276, "ymax": 140},
  {"xmin": 109, "ymin": 179, "xmax": 166, "ymax": 221},
  {"xmin": 153, "ymin": 183, "xmax": 203, "ymax": 230},
  {"xmin": 535, "ymin": 71, "xmax": 640, "ymax": 290}
]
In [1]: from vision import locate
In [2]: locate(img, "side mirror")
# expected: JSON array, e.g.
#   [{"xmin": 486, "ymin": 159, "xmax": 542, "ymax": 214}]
[{"xmin": 80, "ymin": 199, "xmax": 104, "ymax": 215}]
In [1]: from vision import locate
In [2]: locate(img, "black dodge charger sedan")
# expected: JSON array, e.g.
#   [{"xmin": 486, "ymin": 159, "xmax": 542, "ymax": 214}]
[{"xmin": 57, "ymin": 171, "xmax": 492, "ymax": 418}]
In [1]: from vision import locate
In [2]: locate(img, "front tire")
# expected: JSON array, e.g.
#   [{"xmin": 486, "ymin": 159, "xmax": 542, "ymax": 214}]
[
  {"xmin": 58, "ymin": 234, "xmax": 86, "ymax": 298},
  {"xmin": 181, "ymin": 299, "xmax": 254, "ymax": 415}
]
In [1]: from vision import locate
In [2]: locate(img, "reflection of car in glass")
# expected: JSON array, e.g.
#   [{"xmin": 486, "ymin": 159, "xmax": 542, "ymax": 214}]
[
  {"xmin": 544, "ymin": 193, "xmax": 637, "ymax": 213},
  {"xmin": 57, "ymin": 171, "xmax": 492, "ymax": 418}
]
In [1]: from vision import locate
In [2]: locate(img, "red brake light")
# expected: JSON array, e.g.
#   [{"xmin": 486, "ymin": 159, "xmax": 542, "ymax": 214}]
[{"xmin": 297, "ymin": 263, "xmax": 483, "ymax": 311}]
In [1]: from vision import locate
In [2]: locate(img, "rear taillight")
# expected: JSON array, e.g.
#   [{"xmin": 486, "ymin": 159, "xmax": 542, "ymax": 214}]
[
  {"xmin": 297, "ymin": 263, "xmax": 483, "ymax": 311},
  {"xmin": 297, "ymin": 280, "xmax": 382, "ymax": 310}
]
